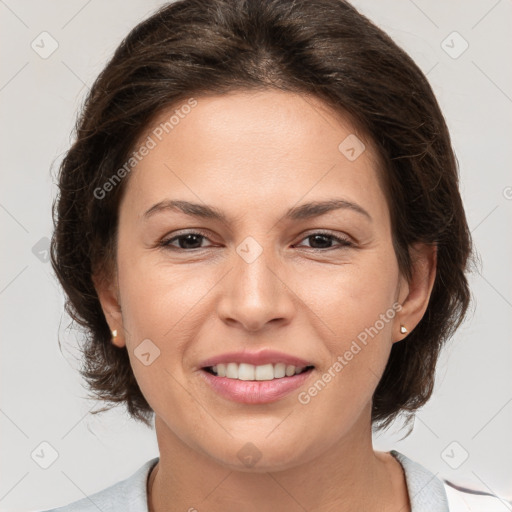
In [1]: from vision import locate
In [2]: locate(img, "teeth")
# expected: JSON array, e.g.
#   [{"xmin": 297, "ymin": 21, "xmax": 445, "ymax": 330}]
[
  {"xmin": 274, "ymin": 363, "xmax": 286, "ymax": 378},
  {"xmin": 207, "ymin": 363, "xmax": 310, "ymax": 381},
  {"xmin": 255, "ymin": 363, "xmax": 274, "ymax": 381},
  {"xmin": 226, "ymin": 362, "xmax": 238, "ymax": 379},
  {"xmin": 239, "ymin": 363, "xmax": 255, "ymax": 381}
]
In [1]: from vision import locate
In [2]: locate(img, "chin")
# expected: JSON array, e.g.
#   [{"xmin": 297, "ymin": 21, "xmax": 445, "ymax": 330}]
[{"xmin": 203, "ymin": 433, "xmax": 321, "ymax": 473}]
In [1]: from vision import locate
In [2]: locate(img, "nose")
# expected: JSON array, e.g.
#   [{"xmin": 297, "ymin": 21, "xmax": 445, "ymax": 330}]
[{"xmin": 216, "ymin": 244, "xmax": 296, "ymax": 332}]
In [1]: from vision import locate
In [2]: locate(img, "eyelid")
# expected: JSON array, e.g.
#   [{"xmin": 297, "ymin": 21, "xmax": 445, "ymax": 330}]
[
  {"xmin": 159, "ymin": 229, "xmax": 214, "ymax": 248},
  {"xmin": 159, "ymin": 229, "xmax": 355, "ymax": 250},
  {"xmin": 296, "ymin": 230, "xmax": 354, "ymax": 248}
]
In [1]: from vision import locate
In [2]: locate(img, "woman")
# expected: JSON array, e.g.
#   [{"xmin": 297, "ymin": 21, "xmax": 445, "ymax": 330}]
[{"xmin": 43, "ymin": 0, "xmax": 479, "ymax": 510}]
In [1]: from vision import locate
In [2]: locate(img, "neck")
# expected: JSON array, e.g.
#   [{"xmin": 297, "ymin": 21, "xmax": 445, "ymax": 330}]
[{"xmin": 148, "ymin": 413, "xmax": 409, "ymax": 512}]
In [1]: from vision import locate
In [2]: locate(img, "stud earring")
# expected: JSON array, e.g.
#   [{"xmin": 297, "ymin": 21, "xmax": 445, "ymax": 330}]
[
  {"xmin": 112, "ymin": 329, "xmax": 118, "ymax": 340},
  {"xmin": 400, "ymin": 325, "xmax": 408, "ymax": 335}
]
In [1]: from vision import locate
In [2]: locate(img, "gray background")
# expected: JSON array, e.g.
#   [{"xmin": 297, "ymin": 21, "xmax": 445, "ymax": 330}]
[{"xmin": 1, "ymin": 1, "xmax": 511, "ymax": 510}]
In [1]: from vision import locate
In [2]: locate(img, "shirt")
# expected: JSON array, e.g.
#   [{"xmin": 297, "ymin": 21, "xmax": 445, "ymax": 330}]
[{"xmin": 39, "ymin": 450, "xmax": 506, "ymax": 512}]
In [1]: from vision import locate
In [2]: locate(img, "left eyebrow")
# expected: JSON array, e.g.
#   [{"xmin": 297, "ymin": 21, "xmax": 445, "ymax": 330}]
[{"xmin": 142, "ymin": 198, "xmax": 372, "ymax": 223}]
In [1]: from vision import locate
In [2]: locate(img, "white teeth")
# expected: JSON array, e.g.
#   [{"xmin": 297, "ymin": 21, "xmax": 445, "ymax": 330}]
[
  {"xmin": 207, "ymin": 362, "xmax": 311, "ymax": 380},
  {"xmin": 226, "ymin": 362, "xmax": 238, "ymax": 379},
  {"xmin": 285, "ymin": 365, "xmax": 296, "ymax": 377},
  {"xmin": 274, "ymin": 363, "xmax": 286, "ymax": 378},
  {"xmin": 238, "ymin": 363, "xmax": 255, "ymax": 381},
  {"xmin": 255, "ymin": 363, "xmax": 274, "ymax": 381}
]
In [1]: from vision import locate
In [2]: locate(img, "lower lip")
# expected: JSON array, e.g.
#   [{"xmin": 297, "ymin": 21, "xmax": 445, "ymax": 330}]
[{"xmin": 199, "ymin": 368, "xmax": 314, "ymax": 404}]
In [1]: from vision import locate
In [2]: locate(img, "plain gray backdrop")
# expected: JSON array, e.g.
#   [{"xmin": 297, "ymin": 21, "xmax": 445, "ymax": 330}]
[{"xmin": 1, "ymin": 1, "xmax": 511, "ymax": 511}]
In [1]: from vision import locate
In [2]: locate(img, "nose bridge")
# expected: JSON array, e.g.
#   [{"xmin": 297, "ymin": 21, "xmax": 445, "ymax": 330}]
[
  {"xmin": 217, "ymin": 234, "xmax": 294, "ymax": 331},
  {"xmin": 237, "ymin": 235, "xmax": 277, "ymax": 295}
]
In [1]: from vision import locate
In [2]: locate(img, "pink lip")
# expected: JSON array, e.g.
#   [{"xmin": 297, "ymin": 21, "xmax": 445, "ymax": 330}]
[
  {"xmin": 199, "ymin": 349, "xmax": 313, "ymax": 369},
  {"xmin": 199, "ymin": 367, "xmax": 314, "ymax": 404}
]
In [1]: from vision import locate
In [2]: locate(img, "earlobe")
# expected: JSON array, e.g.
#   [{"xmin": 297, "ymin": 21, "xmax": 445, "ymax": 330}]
[{"xmin": 111, "ymin": 328, "xmax": 125, "ymax": 348}]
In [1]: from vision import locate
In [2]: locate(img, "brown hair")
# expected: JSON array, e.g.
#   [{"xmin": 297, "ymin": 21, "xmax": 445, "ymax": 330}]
[{"xmin": 50, "ymin": 0, "xmax": 476, "ymax": 430}]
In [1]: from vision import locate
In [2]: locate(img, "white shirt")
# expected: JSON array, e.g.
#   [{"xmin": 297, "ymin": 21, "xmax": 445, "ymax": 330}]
[{"xmin": 39, "ymin": 451, "xmax": 506, "ymax": 511}]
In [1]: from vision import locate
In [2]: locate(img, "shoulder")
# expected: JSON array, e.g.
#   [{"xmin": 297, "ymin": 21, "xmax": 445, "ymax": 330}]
[
  {"xmin": 391, "ymin": 451, "xmax": 508, "ymax": 512},
  {"xmin": 38, "ymin": 457, "xmax": 159, "ymax": 512},
  {"xmin": 391, "ymin": 450, "xmax": 449, "ymax": 511},
  {"xmin": 443, "ymin": 479, "xmax": 511, "ymax": 511}
]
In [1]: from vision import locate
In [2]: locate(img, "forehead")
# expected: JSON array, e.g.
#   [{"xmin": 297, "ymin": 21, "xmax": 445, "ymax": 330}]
[{"xmin": 122, "ymin": 90, "xmax": 389, "ymax": 225}]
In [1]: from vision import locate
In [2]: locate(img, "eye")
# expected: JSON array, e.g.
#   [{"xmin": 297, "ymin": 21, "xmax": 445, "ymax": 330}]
[
  {"xmin": 294, "ymin": 231, "xmax": 354, "ymax": 250},
  {"xmin": 159, "ymin": 230, "xmax": 354, "ymax": 251},
  {"xmin": 160, "ymin": 231, "xmax": 212, "ymax": 250}
]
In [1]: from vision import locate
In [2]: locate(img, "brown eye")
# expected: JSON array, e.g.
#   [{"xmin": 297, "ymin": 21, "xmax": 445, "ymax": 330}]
[
  {"xmin": 159, "ymin": 230, "xmax": 354, "ymax": 252},
  {"xmin": 160, "ymin": 231, "xmax": 212, "ymax": 250},
  {"xmin": 296, "ymin": 232, "xmax": 354, "ymax": 250}
]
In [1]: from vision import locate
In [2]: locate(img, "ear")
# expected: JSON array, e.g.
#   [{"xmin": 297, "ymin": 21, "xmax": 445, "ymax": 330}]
[
  {"xmin": 395, "ymin": 243, "xmax": 437, "ymax": 342},
  {"xmin": 92, "ymin": 269, "xmax": 126, "ymax": 348}
]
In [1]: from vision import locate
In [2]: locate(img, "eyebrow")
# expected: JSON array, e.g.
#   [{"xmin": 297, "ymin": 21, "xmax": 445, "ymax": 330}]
[{"xmin": 142, "ymin": 198, "xmax": 372, "ymax": 223}]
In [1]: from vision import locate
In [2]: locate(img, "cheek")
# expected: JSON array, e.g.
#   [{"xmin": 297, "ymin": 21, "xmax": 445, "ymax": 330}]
[
  {"xmin": 300, "ymin": 244, "xmax": 399, "ymax": 337},
  {"xmin": 117, "ymin": 244, "xmax": 210, "ymax": 339},
  {"xmin": 307, "ymin": 248, "xmax": 399, "ymax": 391},
  {"xmin": 115, "ymin": 251, "xmax": 219, "ymax": 403},
  {"xmin": 116, "ymin": 261, "xmax": 201, "ymax": 419}
]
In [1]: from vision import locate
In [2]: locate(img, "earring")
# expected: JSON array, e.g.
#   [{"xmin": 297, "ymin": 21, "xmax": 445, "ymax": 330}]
[
  {"xmin": 400, "ymin": 325, "xmax": 408, "ymax": 335},
  {"xmin": 112, "ymin": 329, "xmax": 118, "ymax": 340}
]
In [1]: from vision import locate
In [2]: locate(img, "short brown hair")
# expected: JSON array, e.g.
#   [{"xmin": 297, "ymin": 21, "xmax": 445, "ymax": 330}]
[{"xmin": 50, "ymin": 0, "xmax": 476, "ymax": 429}]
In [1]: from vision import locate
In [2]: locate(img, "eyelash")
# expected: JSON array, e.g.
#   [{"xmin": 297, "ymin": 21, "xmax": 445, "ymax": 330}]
[{"xmin": 159, "ymin": 230, "xmax": 354, "ymax": 252}]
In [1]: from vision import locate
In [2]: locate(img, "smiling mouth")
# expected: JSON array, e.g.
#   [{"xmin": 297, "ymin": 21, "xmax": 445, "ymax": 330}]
[{"xmin": 203, "ymin": 363, "xmax": 315, "ymax": 381}]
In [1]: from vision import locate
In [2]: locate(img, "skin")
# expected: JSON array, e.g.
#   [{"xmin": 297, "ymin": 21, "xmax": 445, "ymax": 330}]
[{"xmin": 94, "ymin": 89, "xmax": 437, "ymax": 512}]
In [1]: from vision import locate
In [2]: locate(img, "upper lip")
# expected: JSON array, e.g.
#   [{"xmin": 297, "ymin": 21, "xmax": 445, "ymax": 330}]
[{"xmin": 199, "ymin": 349, "xmax": 314, "ymax": 369}]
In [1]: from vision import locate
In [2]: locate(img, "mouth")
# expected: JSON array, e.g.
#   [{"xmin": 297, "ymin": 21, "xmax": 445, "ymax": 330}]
[
  {"xmin": 203, "ymin": 362, "xmax": 315, "ymax": 381},
  {"xmin": 199, "ymin": 363, "xmax": 315, "ymax": 404}
]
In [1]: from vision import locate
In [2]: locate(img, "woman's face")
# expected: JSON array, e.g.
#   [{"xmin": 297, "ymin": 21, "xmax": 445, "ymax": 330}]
[{"xmin": 98, "ymin": 90, "xmax": 420, "ymax": 471}]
